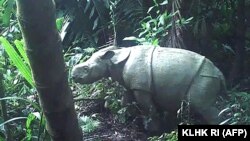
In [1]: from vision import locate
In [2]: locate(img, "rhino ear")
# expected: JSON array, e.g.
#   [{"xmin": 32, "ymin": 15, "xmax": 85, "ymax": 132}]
[
  {"xmin": 101, "ymin": 49, "xmax": 130, "ymax": 64},
  {"xmin": 100, "ymin": 51, "xmax": 115, "ymax": 60}
]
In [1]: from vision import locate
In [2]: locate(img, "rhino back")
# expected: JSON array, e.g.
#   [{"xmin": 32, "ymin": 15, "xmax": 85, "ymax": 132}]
[
  {"xmin": 122, "ymin": 46, "xmax": 206, "ymax": 94},
  {"xmin": 152, "ymin": 47, "xmax": 206, "ymax": 111},
  {"xmin": 121, "ymin": 46, "xmax": 221, "ymax": 111}
]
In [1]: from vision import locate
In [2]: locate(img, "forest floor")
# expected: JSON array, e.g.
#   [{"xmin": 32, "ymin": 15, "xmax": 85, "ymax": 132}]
[
  {"xmin": 73, "ymin": 93, "xmax": 232, "ymax": 141},
  {"xmin": 71, "ymin": 77, "xmax": 244, "ymax": 141},
  {"xmin": 75, "ymin": 100, "xmax": 149, "ymax": 141}
]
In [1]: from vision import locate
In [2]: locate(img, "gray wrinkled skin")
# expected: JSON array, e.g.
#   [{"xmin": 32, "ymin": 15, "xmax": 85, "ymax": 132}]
[{"xmin": 72, "ymin": 45, "xmax": 226, "ymax": 133}]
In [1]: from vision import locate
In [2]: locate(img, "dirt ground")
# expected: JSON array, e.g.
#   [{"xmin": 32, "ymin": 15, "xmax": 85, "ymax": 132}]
[{"xmin": 75, "ymin": 100, "xmax": 149, "ymax": 141}]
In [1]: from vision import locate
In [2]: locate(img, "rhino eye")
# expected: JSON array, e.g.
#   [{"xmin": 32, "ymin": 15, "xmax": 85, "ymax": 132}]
[{"xmin": 82, "ymin": 66, "xmax": 89, "ymax": 73}]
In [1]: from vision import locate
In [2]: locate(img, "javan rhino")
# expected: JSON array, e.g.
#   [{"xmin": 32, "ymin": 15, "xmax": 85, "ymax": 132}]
[{"xmin": 72, "ymin": 45, "xmax": 226, "ymax": 133}]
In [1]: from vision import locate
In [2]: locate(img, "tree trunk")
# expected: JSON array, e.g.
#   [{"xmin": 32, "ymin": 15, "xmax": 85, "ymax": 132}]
[
  {"xmin": 229, "ymin": 0, "xmax": 246, "ymax": 86},
  {"xmin": 16, "ymin": 0, "xmax": 83, "ymax": 140},
  {"xmin": 174, "ymin": 0, "xmax": 200, "ymax": 51}
]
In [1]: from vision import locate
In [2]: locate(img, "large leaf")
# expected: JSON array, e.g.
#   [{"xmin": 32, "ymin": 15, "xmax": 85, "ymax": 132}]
[
  {"xmin": 0, "ymin": 0, "xmax": 5, "ymax": 6},
  {"xmin": 0, "ymin": 37, "xmax": 34, "ymax": 87},
  {"xmin": 14, "ymin": 40, "xmax": 30, "ymax": 65},
  {"xmin": 2, "ymin": 0, "xmax": 15, "ymax": 26}
]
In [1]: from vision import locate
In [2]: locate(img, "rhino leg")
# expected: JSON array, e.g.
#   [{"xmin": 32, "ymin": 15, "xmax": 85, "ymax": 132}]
[
  {"xmin": 188, "ymin": 74, "xmax": 221, "ymax": 124},
  {"xmin": 121, "ymin": 90, "xmax": 135, "ymax": 107},
  {"xmin": 121, "ymin": 90, "xmax": 140, "ymax": 118},
  {"xmin": 196, "ymin": 107, "xmax": 220, "ymax": 124},
  {"xmin": 133, "ymin": 90, "xmax": 163, "ymax": 133}
]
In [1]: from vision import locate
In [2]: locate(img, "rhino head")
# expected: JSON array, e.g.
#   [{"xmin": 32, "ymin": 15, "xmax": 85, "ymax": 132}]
[{"xmin": 71, "ymin": 46, "xmax": 130, "ymax": 84}]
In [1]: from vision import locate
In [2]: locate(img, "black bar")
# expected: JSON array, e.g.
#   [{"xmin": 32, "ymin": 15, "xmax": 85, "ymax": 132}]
[{"xmin": 178, "ymin": 125, "xmax": 250, "ymax": 140}]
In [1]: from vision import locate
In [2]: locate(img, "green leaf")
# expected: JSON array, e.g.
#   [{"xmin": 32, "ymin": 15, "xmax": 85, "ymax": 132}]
[
  {"xmin": 0, "ymin": 0, "xmax": 5, "ymax": 6},
  {"xmin": 147, "ymin": 6, "xmax": 155, "ymax": 13},
  {"xmin": 218, "ymin": 107, "xmax": 231, "ymax": 116},
  {"xmin": 152, "ymin": 39, "xmax": 159, "ymax": 46},
  {"xmin": 89, "ymin": 7, "xmax": 95, "ymax": 19},
  {"xmin": 0, "ymin": 37, "xmax": 34, "ymax": 87},
  {"xmin": 222, "ymin": 44, "xmax": 235, "ymax": 54},
  {"xmin": 145, "ymin": 22, "xmax": 150, "ymax": 29},
  {"xmin": 139, "ymin": 29, "xmax": 149, "ymax": 37},
  {"xmin": 26, "ymin": 113, "xmax": 36, "ymax": 141},
  {"xmin": 159, "ymin": 14, "xmax": 165, "ymax": 26},
  {"xmin": 56, "ymin": 17, "xmax": 64, "ymax": 31},
  {"xmin": 14, "ymin": 40, "xmax": 29, "ymax": 65},
  {"xmin": 186, "ymin": 17, "xmax": 194, "ymax": 22},
  {"xmin": 160, "ymin": 0, "xmax": 168, "ymax": 5},
  {"xmin": 84, "ymin": 1, "xmax": 91, "ymax": 13},
  {"xmin": 123, "ymin": 36, "xmax": 138, "ymax": 41},
  {"xmin": 93, "ymin": 17, "xmax": 99, "ymax": 30},
  {"xmin": 2, "ymin": 0, "xmax": 14, "ymax": 26},
  {"xmin": 83, "ymin": 47, "xmax": 96, "ymax": 54},
  {"xmin": 234, "ymin": 113, "xmax": 241, "ymax": 117},
  {"xmin": 79, "ymin": 115, "xmax": 100, "ymax": 133},
  {"xmin": 219, "ymin": 117, "xmax": 232, "ymax": 125}
]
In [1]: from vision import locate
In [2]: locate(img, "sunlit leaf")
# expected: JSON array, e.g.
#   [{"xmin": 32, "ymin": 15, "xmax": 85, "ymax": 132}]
[
  {"xmin": 84, "ymin": 47, "xmax": 96, "ymax": 54},
  {"xmin": 123, "ymin": 36, "xmax": 138, "ymax": 41},
  {"xmin": 160, "ymin": 0, "xmax": 168, "ymax": 5},
  {"xmin": 56, "ymin": 17, "xmax": 64, "ymax": 31},
  {"xmin": 218, "ymin": 107, "xmax": 231, "ymax": 117},
  {"xmin": 89, "ymin": 7, "xmax": 95, "ymax": 19},
  {"xmin": 185, "ymin": 17, "xmax": 193, "ymax": 23},
  {"xmin": 152, "ymin": 39, "xmax": 159, "ymax": 46},
  {"xmin": 234, "ymin": 113, "xmax": 241, "ymax": 117},
  {"xmin": 14, "ymin": 40, "xmax": 29, "ymax": 65},
  {"xmin": 222, "ymin": 44, "xmax": 235, "ymax": 54},
  {"xmin": 0, "ymin": 37, "xmax": 34, "ymax": 87},
  {"xmin": 147, "ymin": 6, "xmax": 155, "ymax": 13},
  {"xmin": 93, "ymin": 17, "xmax": 99, "ymax": 30},
  {"xmin": 219, "ymin": 117, "xmax": 232, "ymax": 125},
  {"xmin": 84, "ymin": 1, "xmax": 91, "ymax": 13},
  {"xmin": 159, "ymin": 15, "xmax": 165, "ymax": 26}
]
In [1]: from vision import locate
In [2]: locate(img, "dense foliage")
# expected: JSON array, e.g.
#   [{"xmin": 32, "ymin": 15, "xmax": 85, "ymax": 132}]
[{"xmin": 0, "ymin": 0, "xmax": 249, "ymax": 140}]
